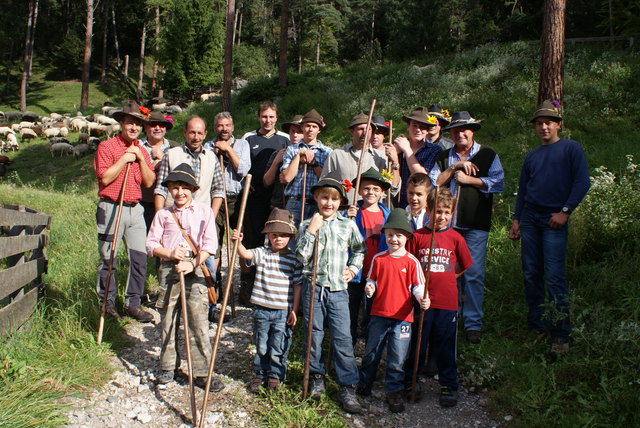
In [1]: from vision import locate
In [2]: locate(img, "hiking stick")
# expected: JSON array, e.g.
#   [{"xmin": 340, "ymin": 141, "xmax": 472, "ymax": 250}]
[
  {"xmin": 351, "ymin": 99, "xmax": 377, "ymax": 207},
  {"xmin": 453, "ymin": 180, "xmax": 462, "ymax": 228},
  {"xmin": 386, "ymin": 120, "xmax": 394, "ymax": 209},
  {"xmin": 198, "ymin": 174, "xmax": 252, "ymax": 428},
  {"xmin": 219, "ymin": 153, "xmax": 235, "ymax": 317},
  {"xmin": 179, "ymin": 271, "xmax": 198, "ymax": 424},
  {"xmin": 300, "ymin": 163, "xmax": 308, "ymax": 224},
  {"xmin": 281, "ymin": 143, "xmax": 287, "ymax": 208},
  {"xmin": 97, "ymin": 162, "xmax": 131, "ymax": 344},
  {"xmin": 302, "ymin": 232, "xmax": 320, "ymax": 399},
  {"xmin": 410, "ymin": 185, "xmax": 439, "ymax": 402}
]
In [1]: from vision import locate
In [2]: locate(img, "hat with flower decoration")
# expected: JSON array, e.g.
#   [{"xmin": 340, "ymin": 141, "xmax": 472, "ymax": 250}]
[
  {"xmin": 301, "ymin": 109, "xmax": 326, "ymax": 129},
  {"xmin": 401, "ymin": 106, "xmax": 439, "ymax": 127},
  {"xmin": 442, "ymin": 111, "xmax": 482, "ymax": 132},
  {"xmin": 113, "ymin": 100, "xmax": 148, "ymax": 123},
  {"xmin": 146, "ymin": 110, "xmax": 174, "ymax": 130},
  {"xmin": 371, "ymin": 115, "xmax": 390, "ymax": 136},
  {"xmin": 282, "ymin": 114, "xmax": 304, "ymax": 133},
  {"xmin": 427, "ymin": 104, "xmax": 451, "ymax": 126},
  {"xmin": 530, "ymin": 100, "xmax": 563, "ymax": 123},
  {"xmin": 311, "ymin": 170, "xmax": 350, "ymax": 204},
  {"xmin": 352, "ymin": 167, "xmax": 392, "ymax": 191}
]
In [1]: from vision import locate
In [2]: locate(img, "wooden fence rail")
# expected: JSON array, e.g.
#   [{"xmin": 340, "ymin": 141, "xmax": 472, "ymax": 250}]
[{"xmin": 0, "ymin": 204, "xmax": 51, "ymax": 336}]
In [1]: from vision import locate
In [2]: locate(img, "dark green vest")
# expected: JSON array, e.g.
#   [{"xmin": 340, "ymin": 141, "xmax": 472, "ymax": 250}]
[{"xmin": 436, "ymin": 146, "xmax": 497, "ymax": 231}]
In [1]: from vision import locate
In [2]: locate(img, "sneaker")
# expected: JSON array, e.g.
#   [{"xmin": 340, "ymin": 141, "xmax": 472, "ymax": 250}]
[
  {"xmin": 466, "ymin": 330, "xmax": 481, "ymax": 344},
  {"xmin": 267, "ymin": 377, "xmax": 281, "ymax": 391},
  {"xmin": 356, "ymin": 383, "xmax": 372, "ymax": 397},
  {"xmin": 337, "ymin": 386, "xmax": 364, "ymax": 414},
  {"xmin": 248, "ymin": 377, "xmax": 265, "ymax": 393},
  {"xmin": 157, "ymin": 370, "xmax": 175, "ymax": 384},
  {"xmin": 550, "ymin": 338, "xmax": 570, "ymax": 358},
  {"xmin": 208, "ymin": 304, "xmax": 217, "ymax": 323},
  {"xmin": 439, "ymin": 386, "xmax": 459, "ymax": 407},
  {"xmin": 309, "ymin": 374, "xmax": 325, "ymax": 401},
  {"xmin": 124, "ymin": 306, "xmax": 154, "ymax": 323},
  {"xmin": 105, "ymin": 305, "xmax": 120, "ymax": 319},
  {"xmin": 386, "ymin": 391, "xmax": 405, "ymax": 413},
  {"xmin": 195, "ymin": 376, "xmax": 225, "ymax": 393}
]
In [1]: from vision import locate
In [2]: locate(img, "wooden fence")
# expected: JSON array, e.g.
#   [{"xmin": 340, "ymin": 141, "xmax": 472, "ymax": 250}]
[{"xmin": 0, "ymin": 204, "xmax": 51, "ymax": 336}]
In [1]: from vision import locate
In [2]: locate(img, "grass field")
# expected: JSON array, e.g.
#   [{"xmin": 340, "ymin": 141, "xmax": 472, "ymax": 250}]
[{"xmin": 1, "ymin": 42, "xmax": 639, "ymax": 427}]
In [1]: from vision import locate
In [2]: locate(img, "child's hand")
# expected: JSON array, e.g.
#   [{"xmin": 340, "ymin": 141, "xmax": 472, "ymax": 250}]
[
  {"xmin": 420, "ymin": 296, "xmax": 431, "ymax": 310},
  {"xmin": 307, "ymin": 213, "xmax": 324, "ymax": 234},
  {"xmin": 342, "ymin": 267, "xmax": 356, "ymax": 283},
  {"xmin": 170, "ymin": 246, "xmax": 186, "ymax": 261},
  {"xmin": 286, "ymin": 310, "xmax": 297, "ymax": 327},
  {"xmin": 346, "ymin": 204, "xmax": 358, "ymax": 219},
  {"xmin": 364, "ymin": 283, "xmax": 375, "ymax": 298},
  {"xmin": 231, "ymin": 229, "xmax": 243, "ymax": 241},
  {"xmin": 175, "ymin": 260, "xmax": 195, "ymax": 274}
]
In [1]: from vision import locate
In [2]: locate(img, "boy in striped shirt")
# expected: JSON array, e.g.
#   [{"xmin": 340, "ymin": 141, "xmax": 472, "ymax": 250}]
[{"xmin": 232, "ymin": 208, "xmax": 302, "ymax": 391}]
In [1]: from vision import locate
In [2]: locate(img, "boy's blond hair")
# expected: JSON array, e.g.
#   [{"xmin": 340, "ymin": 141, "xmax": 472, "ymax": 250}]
[
  {"xmin": 313, "ymin": 186, "xmax": 342, "ymax": 201},
  {"xmin": 407, "ymin": 172, "xmax": 432, "ymax": 190},
  {"xmin": 427, "ymin": 187, "xmax": 455, "ymax": 211}
]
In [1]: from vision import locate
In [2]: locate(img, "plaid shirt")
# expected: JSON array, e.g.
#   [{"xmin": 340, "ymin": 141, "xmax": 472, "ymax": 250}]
[
  {"xmin": 203, "ymin": 136, "xmax": 251, "ymax": 195},
  {"xmin": 281, "ymin": 140, "xmax": 332, "ymax": 198},
  {"xmin": 155, "ymin": 145, "xmax": 224, "ymax": 200},
  {"xmin": 296, "ymin": 212, "xmax": 365, "ymax": 292},
  {"xmin": 399, "ymin": 140, "xmax": 442, "ymax": 208},
  {"xmin": 94, "ymin": 134, "xmax": 152, "ymax": 203}
]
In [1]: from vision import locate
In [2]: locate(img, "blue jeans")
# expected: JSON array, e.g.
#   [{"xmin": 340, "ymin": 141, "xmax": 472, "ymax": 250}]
[
  {"xmin": 253, "ymin": 306, "xmax": 293, "ymax": 380},
  {"xmin": 520, "ymin": 207, "xmax": 570, "ymax": 340},
  {"xmin": 285, "ymin": 198, "xmax": 317, "ymax": 228},
  {"xmin": 359, "ymin": 316, "xmax": 412, "ymax": 393},
  {"xmin": 456, "ymin": 228, "xmax": 489, "ymax": 332},
  {"xmin": 302, "ymin": 280, "xmax": 359, "ymax": 386}
]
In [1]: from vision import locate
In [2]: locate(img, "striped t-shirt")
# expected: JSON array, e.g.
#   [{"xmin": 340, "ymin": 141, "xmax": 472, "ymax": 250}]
[{"xmin": 247, "ymin": 247, "xmax": 302, "ymax": 310}]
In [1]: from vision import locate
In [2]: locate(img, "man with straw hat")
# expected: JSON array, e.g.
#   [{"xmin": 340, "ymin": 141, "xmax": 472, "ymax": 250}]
[
  {"xmin": 93, "ymin": 100, "xmax": 155, "ymax": 322},
  {"xmin": 509, "ymin": 100, "xmax": 590, "ymax": 357},
  {"xmin": 426, "ymin": 104, "xmax": 454, "ymax": 150},
  {"xmin": 430, "ymin": 111, "xmax": 504, "ymax": 345}
]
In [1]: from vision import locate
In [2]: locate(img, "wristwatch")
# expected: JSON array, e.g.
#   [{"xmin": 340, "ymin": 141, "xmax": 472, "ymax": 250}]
[
  {"xmin": 561, "ymin": 206, "xmax": 571, "ymax": 214},
  {"xmin": 391, "ymin": 164, "xmax": 400, "ymax": 171}
]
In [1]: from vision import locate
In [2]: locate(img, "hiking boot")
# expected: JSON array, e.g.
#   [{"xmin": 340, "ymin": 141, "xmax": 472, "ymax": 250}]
[
  {"xmin": 386, "ymin": 391, "xmax": 405, "ymax": 413},
  {"xmin": 309, "ymin": 375, "xmax": 325, "ymax": 401},
  {"xmin": 105, "ymin": 305, "xmax": 120, "ymax": 319},
  {"xmin": 466, "ymin": 330, "xmax": 481, "ymax": 344},
  {"xmin": 248, "ymin": 377, "xmax": 265, "ymax": 393},
  {"xmin": 337, "ymin": 386, "xmax": 364, "ymax": 414},
  {"xmin": 157, "ymin": 370, "xmax": 175, "ymax": 384},
  {"xmin": 195, "ymin": 376, "xmax": 225, "ymax": 393},
  {"xmin": 124, "ymin": 306, "xmax": 154, "ymax": 323},
  {"xmin": 439, "ymin": 386, "xmax": 459, "ymax": 407},
  {"xmin": 404, "ymin": 381, "xmax": 423, "ymax": 401},
  {"xmin": 356, "ymin": 383, "xmax": 372, "ymax": 397},
  {"xmin": 550, "ymin": 337, "xmax": 570, "ymax": 359},
  {"xmin": 267, "ymin": 377, "xmax": 281, "ymax": 391}
]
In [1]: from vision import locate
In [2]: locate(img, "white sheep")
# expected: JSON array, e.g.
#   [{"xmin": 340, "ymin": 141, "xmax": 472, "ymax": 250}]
[
  {"xmin": 50, "ymin": 112, "xmax": 63, "ymax": 121},
  {"xmin": 72, "ymin": 143, "xmax": 93, "ymax": 158},
  {"xmin": 50, "ymin": 142, "xmax": 73, "ymax": 157},
  {"xmin": 70, "ymin": 117, "xmax": 88, "ymax": 133},
  {"xmin": 0, "ymin": 127, "xmax": 14, "ymax": 137},
  {"xmin": 152, "ymin": 102, "xmax": 167, "ymax": 111},
  {"xmin": 44, "ymin": 128, "xmax": 61, "ymax": 138},
  {"xmin": 11, "ymin": 123, "xmax": 21, "ymax": 132},
  {"xmin": 6, "ymin": 133, "xmax": 19, "ymax": 151},
  {"xmin": 19, "ymin": 121, "xmax": 35, "ymax": 129},
  {"xmin": 165, "ymin": 105, "xmax": 183, "ymax": 114},
  {"xmin": 59, "ymin": 127, "xmax": 69, "ymax": 137},
  {"xmin": 20, "ymin": 128, "xmax": 38, "ymax": 142}
]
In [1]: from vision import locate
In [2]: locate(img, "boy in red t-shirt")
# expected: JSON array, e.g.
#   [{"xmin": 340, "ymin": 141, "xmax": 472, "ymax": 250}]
[
  {"xmin": 405, "ymin": 188, "xmax": 472, "ymax": 408},
  {"xmin": 356, "ymin": 208, "xmax": 430, "ymax": 413}
]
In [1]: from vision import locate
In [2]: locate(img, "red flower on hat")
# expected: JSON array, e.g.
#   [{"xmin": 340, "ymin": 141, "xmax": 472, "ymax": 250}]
[
  {"xmin": 138, "ymin": 106, "xmax": 150, "ymax": 117},
  {"xmin": 342, "ymin": 179, "xmax": 353, "ymax": 193},
  {"xmin": 164, "ymin": 115, "xmax": 174, "ymax": 124},
  {"xmin": 385, "ymin": 121, "xmax": 390, "ymax": 127},
  {"xmin": 321, "ymin": 121, "xmax": 326, "ymax": 128}
]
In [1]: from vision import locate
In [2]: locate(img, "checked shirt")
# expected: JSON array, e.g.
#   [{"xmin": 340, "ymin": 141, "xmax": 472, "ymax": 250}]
[{"xmin": 281, "ymin": 140, "xmax": 332, "ymax": 199}]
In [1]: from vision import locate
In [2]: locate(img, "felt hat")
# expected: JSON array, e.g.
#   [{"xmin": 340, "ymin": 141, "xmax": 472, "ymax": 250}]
[
  {"xmin": 530, "ymin": 100, "xmax": 563, "ymax": 123},
  {"xmin": 371, "ymin": 115, "xmax": 390, "ymax": 135},
  {"xmin": 281, "ymin": 114, "xmax": 303, "ymax": 133},
  {"xmin": 301, "ymin": 109, "xmax": 325, "ymax": 129},
  {"xmin": 113, "ymin": 100, "xmax": 147, "ymax": 123},
  {"xmin": 349, "ymin": 112, "xmax": 370, "ymax": 129},
  {"xmin": 261, "ymin": 208, "xmax": 297, "ymax": 235},
  {"xmin": 161, "ymin": 163, "xmax": 199, "ymax": 190},
  {"xmin": 442, "ymin": 111, "xmax": 482, "ymax": 132},
  {"xmin": 146, "ymin": 110, "xmax": 174, "ymax": 130},
  {"xmin": 427, "ymin": 104, "xmax": 451, "ymax": 126},
  {"xmin": 401, "ymin": 106, "xmax": 439, "ymax": 127},
  {"xmin": 382, "ymin": 208, "xmax": 414, "ymax": 238},
  {"xmin": 352, "ymin": 167, "xmax": 392, "ymax": 191},
  {"xmin": 311, "ymin": 170, "xmax": 349, "ymax": 204}
]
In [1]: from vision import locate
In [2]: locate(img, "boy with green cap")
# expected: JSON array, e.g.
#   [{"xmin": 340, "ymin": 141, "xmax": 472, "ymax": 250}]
[{"xmin": 357, "ymin": 208, "xmax": 430, "ymax": 413}]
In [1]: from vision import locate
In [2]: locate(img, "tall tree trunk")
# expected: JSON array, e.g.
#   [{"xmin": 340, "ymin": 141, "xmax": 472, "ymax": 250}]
[
  {"xmin": 315, "ymin": 22, "xmax": 321, "ymax": 68},
  {"xmin": 278, "ymin": 0, "xmax": 289, "ymax": 87},
  {"xmin": 80, "ymin": 0, "xmax": 94, "ymax": 110},
  {"xmin": 237, "ymin": 11, "xmax": 242, "ymax": 45},
  {"xmin": 123, "ymin": 54, "xmax": 129, "ymax": 78},
  {"xmin": 27, "ymin": 1, "xmax": 39, "ymax": 78},
  {"xmin": 222, "ymin": 0, "xmax": 235, "ymax": 111},
  {"xmin": 137, "ymin": 21, "xmax": 147, "ymax": 101},
  {"xmin": 111, "ymin": 4, "xmax": 121, "ymax": 69},
  {"xmin": 100, "ymin": 3, "xmax": 108, "ymax": 85},
  {"xmin": 20, "ymin": 0, "xmax": 38, "ymax": 112},
  {"xmin": 151, "ymin": 6, "xmax": 160, "ymax": 95},
  {"xmin": 538, "ymin": 0, "xmax": 565, "ymax": 104},
  {"xmin": 233, "ymin": 6, "xmax": 239, "ymax": 48}
]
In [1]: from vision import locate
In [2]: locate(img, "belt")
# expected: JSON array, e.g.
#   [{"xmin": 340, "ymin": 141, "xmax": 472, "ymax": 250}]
[
  {"xmin": 100, "ymin": 198, "xmax": 138, "ymax": 208},
  {"xmin": 287, "ymin": 195, "xmax": 315, "ymax": 204}
]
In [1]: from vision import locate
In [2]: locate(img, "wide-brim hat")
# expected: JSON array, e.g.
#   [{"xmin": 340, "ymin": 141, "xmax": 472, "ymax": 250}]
[
  {"xmin": 530, "ymin": 100, "xmax": 563, "ymax": 123},
  {"xmin": 161, "ymin": 163, "xmax": 199, "ymax": 190},
  {"xmin": 352, "ymin": 167, "xmax": 392, "ymax": 191},
  {"xmin": 371, "ymin": 115, "xmax": 390, "ymax": 135},
  {"xmin": 281, "ymin": 114, "xmax": 303, "ymax": 133},
  {"xmin": 349, "ymin": 112, "xmax": 370, "ymax": 129},
  {"xmin": 261, "ymin": 208, "xmax": 297, "ymax": 235},
  {"xmin": 311, "ymin": 170, "xmax": 349, "ymax": 204},
  {"xmin": 443, "ymin": 111, "xmax": 482, "ymax": 131},
  {"xmin": 301, "ymin": 109, "xmax": 325, "ymax": 129},
  {"xmin": 113, "ymin": 100, "xmax": 147, "ymax": 123},
  {"xmin": 402, "ymin": 107, "xmax": 439, "ymax": 127},
  {"xmin": 382, "ymin": 208, "xmax": 413, "ymax": 238},
  {"xmin": 146, "ymin": 110, "xmax": 174, "ymax": 130},
  {"xmin": 427, "ymin": 104, "xmax": 451, "ymax": 126}
]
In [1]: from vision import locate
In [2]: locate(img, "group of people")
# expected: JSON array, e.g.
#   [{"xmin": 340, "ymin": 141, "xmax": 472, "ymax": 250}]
[{"xmin": 93, "ymin": 98, "xmax": 590, "ymax": 414}]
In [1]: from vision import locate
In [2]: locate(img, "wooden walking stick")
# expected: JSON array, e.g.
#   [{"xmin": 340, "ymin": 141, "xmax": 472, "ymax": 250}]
[
  {"xmin": 218, "ymin": 153, "xmax": 235, "ymax": 317},
  {"xmin": 410, "ymin": 185, "xmax": 439, "ymax": 402},
  {"xmin": 386, "ymin": 120, "xmax": 394, "ymax": 209},
  {"xmin": 350, "ymin": 99, "xmax": 377, "ymax": 208},
  {"xmin": 300, "ymin": 163, "xmax": 308, "ymax": 224},
  {"xmin": 453, "ymin": 181, "xmax": 462, "ymax": 228},
  {"xmin": 97, "ymin": 163, "xmax": 131, "ymax": 344},
  {"xmin": 302, "ymin": 232, "xmax": 320, "ymax": 399},
  {"xmin": 198, "ymin": 174, "xmax": 252, "ymax": 428},
  {"xmin": 179, "ymin": 271, "xmax": 198, "ymax": 424}
]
